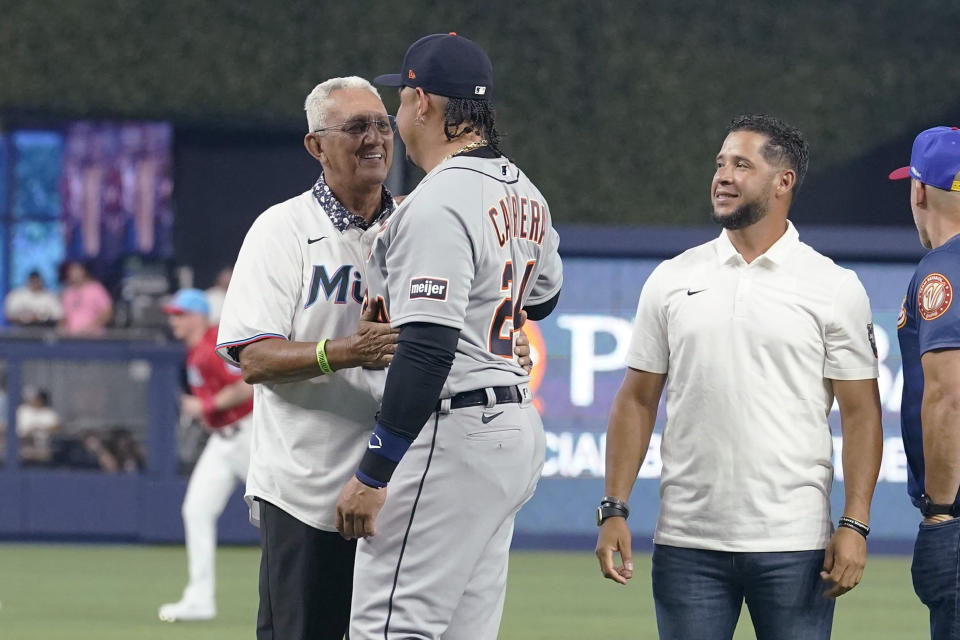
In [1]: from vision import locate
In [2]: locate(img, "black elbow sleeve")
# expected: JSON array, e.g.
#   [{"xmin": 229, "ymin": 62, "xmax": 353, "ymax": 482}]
[
  {"xmin": 376, "ymin": 323, "xmax": 458, "ymax": 440},
  {"xmin": 524, "ymin": 289, "xmax": 560, "ymax": 321},
  {"xmin": 356, "ymin": 323, "xmax": 458, "ymax": 487}
]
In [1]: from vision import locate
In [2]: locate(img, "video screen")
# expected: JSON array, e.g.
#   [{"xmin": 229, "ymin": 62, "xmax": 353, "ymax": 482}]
[{"xmin": 0, "ymin": 122, "xmax": 173, "ymax": 301}]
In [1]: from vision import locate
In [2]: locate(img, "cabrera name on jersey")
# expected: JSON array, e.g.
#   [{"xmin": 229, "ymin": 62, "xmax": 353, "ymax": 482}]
[{"xmin": 365, "ymin": 154, "xmax": 563, "ymax": 396}]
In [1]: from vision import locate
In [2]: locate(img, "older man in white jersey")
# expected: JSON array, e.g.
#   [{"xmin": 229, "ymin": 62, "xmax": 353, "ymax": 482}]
[{"xmin": 216, "ymin": 76, "xmax": 400, "ymax": 640}]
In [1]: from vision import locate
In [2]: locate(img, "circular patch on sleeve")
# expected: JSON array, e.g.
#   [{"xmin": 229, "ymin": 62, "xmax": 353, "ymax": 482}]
[
  {"xmin": 897, "ymin": 296, "xmax": 907, "ymax": 329},
  {"xmin": 918, "ymin": 273, "xmax": 953, "ymax": 321}
]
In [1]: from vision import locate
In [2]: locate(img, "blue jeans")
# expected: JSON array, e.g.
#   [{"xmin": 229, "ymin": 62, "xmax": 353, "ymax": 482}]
[
  {"xmin": 912, "ymin": 517, "xmax": 960, "ymax": 640},
  {"xmin": 652, "ymin": 544, "xmax": 835, "ymax": 640}
]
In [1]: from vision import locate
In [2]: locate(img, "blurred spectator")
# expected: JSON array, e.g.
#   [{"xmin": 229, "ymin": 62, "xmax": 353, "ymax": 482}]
[
  {"xmin": 48, "ymin": 428, "xmax": 143, "ymax": 472},
  {"xmin": 204, "ymin": 266, "xmax": 232, "ymax": 324},
  {"xmin": 59, "ymin": 261, "xmax": 113, "ymax": 335},
  {"xmin": 16, "ymin": 387, "xmax": 62, "ymax": 466},
  {"xmin": 105, "ymin": 427, "xmax": 145, "ymax": 472},
  {"xmin": 81, "ymin": 430, "xmax": 118, "ymax": 470},
  {"xmin": 4, "ymin": 271, "xmax": 63, "ymax": 327},
  {"xmin": 53, "ymin": 428, "xmax": 118, "ymax": 471}
]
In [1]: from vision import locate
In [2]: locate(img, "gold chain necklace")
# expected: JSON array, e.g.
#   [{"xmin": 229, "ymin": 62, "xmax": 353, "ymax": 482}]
[{"xmin": 443, "ymin": 139, "xmax": 488, "ymax": 162}]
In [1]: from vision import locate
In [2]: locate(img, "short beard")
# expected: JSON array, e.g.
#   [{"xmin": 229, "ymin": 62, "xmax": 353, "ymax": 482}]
[{"xmin": 710, "ymin": 198, "xmax": 769, "ymax": 230}]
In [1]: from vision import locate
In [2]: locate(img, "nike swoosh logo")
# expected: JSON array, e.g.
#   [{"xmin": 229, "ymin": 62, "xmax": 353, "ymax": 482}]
[
  {"xmin": 686, "ymin": 289, "xmax": 707, "ymax": 296},
  {"xmin": 307, "ymin": 236, "xmax": 327, "ymax": 244},
  {"xmin": 481, "ymin": 411, "xmax": 504, "ymax": 424}
]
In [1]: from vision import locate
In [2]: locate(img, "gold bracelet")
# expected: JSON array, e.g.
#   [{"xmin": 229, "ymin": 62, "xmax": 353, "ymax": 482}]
[{"xmin": 316, "ymin": 339, "xmax": 333, "ymax": 375}]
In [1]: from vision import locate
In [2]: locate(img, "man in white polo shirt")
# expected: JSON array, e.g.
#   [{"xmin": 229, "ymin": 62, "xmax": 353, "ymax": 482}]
[{"xmin": 596, "ymin": 114, "xmax": 883, "ymax": 640}]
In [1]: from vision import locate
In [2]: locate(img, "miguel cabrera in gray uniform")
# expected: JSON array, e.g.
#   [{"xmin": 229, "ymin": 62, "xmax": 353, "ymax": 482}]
[{"xmin": 335, "ymin": 33, "xmax": 563, "ymax": 640}]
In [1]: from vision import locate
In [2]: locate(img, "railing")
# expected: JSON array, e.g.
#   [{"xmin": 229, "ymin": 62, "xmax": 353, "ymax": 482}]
[{"xmin": 0, "ymin": 331, "xmax": 256, "ymax": 542}]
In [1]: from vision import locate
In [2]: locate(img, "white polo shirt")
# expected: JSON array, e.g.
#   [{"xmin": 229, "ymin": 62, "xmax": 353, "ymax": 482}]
[
  {"xmin": 216, "ymin": 189, "xmax": 384, "ymax": 532},
  {"xmin": 627, "ymin": 221, "xmax": 878, "ymax": 552}
]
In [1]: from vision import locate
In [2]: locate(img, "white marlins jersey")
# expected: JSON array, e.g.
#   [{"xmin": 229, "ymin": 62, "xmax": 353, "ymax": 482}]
[
  {"xmin": 364, "ymin": 153, "xmax": 563, "ymax": 395},
  {"xmin": 216, "ymin": 190, "xmax": 382, "ymax": 531}
]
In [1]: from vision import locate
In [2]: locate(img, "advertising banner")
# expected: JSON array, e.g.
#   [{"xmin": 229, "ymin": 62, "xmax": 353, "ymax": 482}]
[{"xmin": 516, "ymin": 256, "xmax": 916, "ymax": 546}]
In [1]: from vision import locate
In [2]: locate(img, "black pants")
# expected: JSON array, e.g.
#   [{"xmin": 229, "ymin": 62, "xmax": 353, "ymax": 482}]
[{"xmin": 256, "ymin": 499, "xmax": 357, "ymax": 640}]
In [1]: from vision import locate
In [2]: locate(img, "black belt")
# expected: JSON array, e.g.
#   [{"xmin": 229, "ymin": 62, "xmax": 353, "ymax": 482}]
[{"xmin": 442, "ymin": 385, "xmax": 522, "ymax": 411}]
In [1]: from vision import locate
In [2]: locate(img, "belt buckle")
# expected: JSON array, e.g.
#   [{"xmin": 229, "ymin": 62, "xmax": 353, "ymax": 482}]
[
  {"xmin": 438, "ymin": 397, "xmax": 453, "ymax": 415},
  {"xmin": 498, "ymin": 385, "xmax": 520, "ymax": 405}
]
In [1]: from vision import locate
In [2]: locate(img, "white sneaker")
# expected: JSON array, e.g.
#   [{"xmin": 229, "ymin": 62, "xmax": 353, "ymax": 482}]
[{"xmin": 158, "ymin": 599, "xmax": 216, "ymax": 622}]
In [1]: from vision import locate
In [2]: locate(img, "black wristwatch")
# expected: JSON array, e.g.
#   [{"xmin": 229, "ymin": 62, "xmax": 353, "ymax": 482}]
[
  {"xmin": 920, "ymin": 493, "xmax": 959, "ymax": 517},
  {"xmin": 596, "ymin": 496, "xmax": 630, "ymax": 526}
]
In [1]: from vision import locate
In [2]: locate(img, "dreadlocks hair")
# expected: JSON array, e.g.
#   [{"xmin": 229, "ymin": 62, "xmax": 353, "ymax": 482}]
[
  {"xmin": 729, "ymin": 114, "xmax": 810, "ymax": 196},
  {"xmin": 443, "ymin": 97, "xmax": 503, "ymax": 156}
]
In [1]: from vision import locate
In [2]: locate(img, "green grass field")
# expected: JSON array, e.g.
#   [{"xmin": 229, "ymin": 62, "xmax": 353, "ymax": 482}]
[{"xmin": 0, "ymin": 544, "xmax": 927, "ymax": 639}]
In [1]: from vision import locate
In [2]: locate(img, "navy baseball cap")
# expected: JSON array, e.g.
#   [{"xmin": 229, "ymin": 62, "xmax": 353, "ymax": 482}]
[
  {"xmin": 889, "ymin": 126, "xmax": 960, "ymax": 192},
  {"xmin": 374, "ymin": 32, "xmax": 493, "ymax": 100},
  {"xmin": 163, "ymin": 288, "xmax": 210, "ymax": 316}
]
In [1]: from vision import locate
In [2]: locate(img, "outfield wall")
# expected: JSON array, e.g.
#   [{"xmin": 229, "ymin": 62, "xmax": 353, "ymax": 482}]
[{"xmin": 0, "ymin": 225, "xmax": 927, "ymax": 551}]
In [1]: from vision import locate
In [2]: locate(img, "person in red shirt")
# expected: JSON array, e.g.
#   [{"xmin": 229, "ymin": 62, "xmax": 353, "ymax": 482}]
[{"xmin": 158, "ymin": 288, "xmax": 254, "ymax": 623}]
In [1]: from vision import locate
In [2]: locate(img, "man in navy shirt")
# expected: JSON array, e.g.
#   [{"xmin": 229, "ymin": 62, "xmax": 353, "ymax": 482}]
[{"xmin": 891, "ymin": 125, "xmax": 960, "ymax": 640}]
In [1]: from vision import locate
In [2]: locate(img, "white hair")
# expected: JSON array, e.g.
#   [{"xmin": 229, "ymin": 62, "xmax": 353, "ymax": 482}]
[{"xmin": 304, "ymin": 76, "xmax": 381, "ymax": 132}]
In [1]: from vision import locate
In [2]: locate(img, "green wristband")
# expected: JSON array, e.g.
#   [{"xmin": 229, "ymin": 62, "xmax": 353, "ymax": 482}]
[{"xmin": 316, "ymin": 339, "xmax": 333, "ymax": 375}]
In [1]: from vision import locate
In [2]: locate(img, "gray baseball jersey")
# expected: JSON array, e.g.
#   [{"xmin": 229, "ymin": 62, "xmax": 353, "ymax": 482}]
[
  {"xmin": 350, "ymin": 152, "xmax": 562, "ymax": 639},
  {"xmin": 364, "ymin": 154, "xmax": 562, "ymax": 386}
]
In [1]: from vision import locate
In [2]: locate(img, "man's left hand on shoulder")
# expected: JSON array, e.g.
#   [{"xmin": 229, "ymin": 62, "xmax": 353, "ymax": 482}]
[
  {"xmin": 820, "ymin": 525, "xmax": 867, "ymax": 598},
  {"xmin": 335, "ymin": 476, "xmax": 387, "ymax": 540}
]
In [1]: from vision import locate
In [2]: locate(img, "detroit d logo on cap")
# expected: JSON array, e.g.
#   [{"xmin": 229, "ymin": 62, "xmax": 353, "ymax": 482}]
[{"xmin": 409, "ymin": 277, "xmax": 448, "ymax": 301}]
